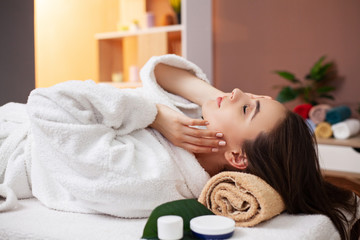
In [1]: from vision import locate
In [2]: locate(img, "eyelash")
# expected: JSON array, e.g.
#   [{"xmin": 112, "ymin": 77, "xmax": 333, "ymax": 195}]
[{"xmin": 243, "ymin": 105, "xmax": 249, "ymax": 114}]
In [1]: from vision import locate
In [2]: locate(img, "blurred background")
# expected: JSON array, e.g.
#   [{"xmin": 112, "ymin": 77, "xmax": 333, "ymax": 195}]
[
  {"xmin": 0, "ymin": 0, "xmax": 359, "ymax": 197},
  {"xmin": 0, "ymin": 0, "xmax": 359, "ymax": 111}
]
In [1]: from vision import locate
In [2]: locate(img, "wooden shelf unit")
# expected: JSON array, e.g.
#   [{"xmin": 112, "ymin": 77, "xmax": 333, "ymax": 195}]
[
  {"xmin": 96, "ymin": 25, "xmax": 182, "ymax": 85},
  {"xmin": 95, "ymin": 0, "xmax": 213, "ymax": 88},
  {"xmin": 317, "ymin": 133, "xmax": 360, "ymax": 179},
  {"xmin": 95, "ymin": 0, "xmax": 183, "ymax": 86},
  {"xmin": 95, "ymin": 25, "xmax": 183, "ymax": 40},
  {"xmin": 317, "ymin": 133, "xmax": 360, "ymax": 148}
]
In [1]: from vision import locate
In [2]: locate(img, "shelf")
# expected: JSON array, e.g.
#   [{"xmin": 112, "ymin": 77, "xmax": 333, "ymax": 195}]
[
  {"xmin": 94, "ymin": 0, "xmax": 213, "ymax": 86},
  {"xmin": 97, "ymin": 25, "xmax": 182, "ymax": 83},
  {"xmin": 95, "ymin": 25, "xmax": 183, "ymax": 40},
  {"xmin": 317, "ymin": 133, "xmax": 360, "ymax": 148}
]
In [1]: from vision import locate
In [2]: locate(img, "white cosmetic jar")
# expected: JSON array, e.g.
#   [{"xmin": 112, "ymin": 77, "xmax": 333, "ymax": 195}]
[
  {"xmin": 157, "ymin": 215, "xmax": 183, "ymax": 240},
  {"xmin": 190, "ymin": 215, "xmax": 235, "ymax": 239}
]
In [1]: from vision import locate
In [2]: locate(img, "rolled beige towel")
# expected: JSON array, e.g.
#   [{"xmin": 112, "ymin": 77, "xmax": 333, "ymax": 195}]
[{"xmin": 198, "ymin": 171, "xmax": 285, "ymax": 227}]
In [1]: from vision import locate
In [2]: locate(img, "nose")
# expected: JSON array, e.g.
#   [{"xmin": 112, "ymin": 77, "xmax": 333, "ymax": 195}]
[{"xmin": 230, "ymin": 88, "xmax": 245, "ymax": 101}]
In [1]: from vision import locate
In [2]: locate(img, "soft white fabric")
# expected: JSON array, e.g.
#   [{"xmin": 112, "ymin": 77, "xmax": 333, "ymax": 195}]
[
  {"xmin": 0, "ymin": 184, "xmax": 18, "ymax": 211},
  {"xmin": 331, "ymin": 118, "xmax": 360, "ymax": 139},
  {"xmin": 232, "ymin": 212, "xmax": 340, "ymax": 240},
  {"xmin": 0, "ymin": 198, "xmax": 147, "ymax": 240},
  {"xmin": 0, "ymin": 54, "xmax": 210, "ymax": 217},
  {"xmin": 0, "ymin": 198, "xmax": 340, "ymax": 240},
  {"xmin": 140, "ymin": 54, "xmax": 208, "ymax": 119},
  {"xmin": 0, "ymin": 102, "xmax": 33, "ymax": 210}
]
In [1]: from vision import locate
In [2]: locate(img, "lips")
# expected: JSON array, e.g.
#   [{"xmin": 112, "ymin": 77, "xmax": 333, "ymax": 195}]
[{"xmin": 217, "ymin": 97, "xmax": 223, "ymax": 108}]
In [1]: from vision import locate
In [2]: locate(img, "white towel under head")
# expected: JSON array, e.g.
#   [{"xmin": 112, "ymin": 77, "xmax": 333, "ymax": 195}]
[{"xmin": 331, "ymin": 119, "xmax": 360, "ymax": 140}]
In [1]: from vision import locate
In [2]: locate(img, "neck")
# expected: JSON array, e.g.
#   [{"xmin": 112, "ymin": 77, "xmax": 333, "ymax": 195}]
[{"xmin": 195, "ymin": 152, "xmax": 226, "ymax": 177}]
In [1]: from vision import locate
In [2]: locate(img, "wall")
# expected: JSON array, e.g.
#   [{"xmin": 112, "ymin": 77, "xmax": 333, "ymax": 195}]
[
  {"xmin": 35, "ymin": 0, "xmax": 118, "ymax": 88},
  {"xmin": 213, "ymin": 0, "xmax": 360, "ymax": 111},
  {"xmin": 0, "ymin": 0, "xmax": 35, "ymax": 105},
  {"xmin": 183, "ymin": 0, "xmax": 213, "ymax": 83}
]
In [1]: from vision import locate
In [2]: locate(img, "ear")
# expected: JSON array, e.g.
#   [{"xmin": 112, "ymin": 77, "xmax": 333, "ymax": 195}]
[{"xmin": 224, "ymin": 151, "xmax": 248, "ymax": 170}]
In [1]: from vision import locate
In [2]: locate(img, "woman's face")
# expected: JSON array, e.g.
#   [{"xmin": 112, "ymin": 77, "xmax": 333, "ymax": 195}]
[{"xmin": 202, "ymin": 88, "xmax": 286, "ymax": 147}]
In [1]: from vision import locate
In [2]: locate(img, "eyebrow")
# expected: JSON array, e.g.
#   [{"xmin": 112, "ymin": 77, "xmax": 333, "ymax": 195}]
[{"xmin": 251, "ymin": 100, "xmax": 260, "ymax": 121}]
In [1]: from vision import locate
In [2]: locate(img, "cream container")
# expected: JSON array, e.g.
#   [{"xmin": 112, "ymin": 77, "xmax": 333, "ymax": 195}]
[{"xmin": 190, "ymin": 215, "xmax": 235, "ymax": 239}]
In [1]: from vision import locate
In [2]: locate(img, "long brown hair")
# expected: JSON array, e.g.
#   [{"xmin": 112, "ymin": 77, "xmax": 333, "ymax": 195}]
[{"xmin": 242, "ymin": 110, "xmax": 358, "ymax": 240}]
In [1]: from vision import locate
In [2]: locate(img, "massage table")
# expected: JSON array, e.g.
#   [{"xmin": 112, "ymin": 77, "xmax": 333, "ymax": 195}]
[{"xmin": 0, "ymin": 198, "xmax": 340, "ymax": 240}]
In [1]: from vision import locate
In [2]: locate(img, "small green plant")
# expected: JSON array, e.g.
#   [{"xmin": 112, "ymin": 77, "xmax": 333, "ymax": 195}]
[
  {"xmin": 169, "ymin": 0, "xmax": 181, "ymax": 14},
  {"xmin": 275, "ymin": 56, "xmax": 336, "ymax": 105},
  {"xmin": 169, "ymin": 0, "xmax": 181, "ymax": 24}
]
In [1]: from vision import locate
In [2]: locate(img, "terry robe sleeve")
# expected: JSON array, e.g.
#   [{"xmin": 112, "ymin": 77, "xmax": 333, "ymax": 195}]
[{"xmin": 27, "ymin": 80, "xmax": 161, "ymax": 216}]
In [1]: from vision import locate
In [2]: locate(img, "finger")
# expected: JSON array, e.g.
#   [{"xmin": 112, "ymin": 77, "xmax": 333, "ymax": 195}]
[
  {"xmin": 183, "ymin": 126, "xmax": 224, "ymax": 138},
  {"xmin": 183, "ymin": 118, "xmax": 209, "ymax": 127},
  {"xmin": 176, "ymin": 113, "xmax": 212, "ymax": 127},
  {"xmin": 182, "ymin": 135, "xmax": 226, "ymax": 148},
  {"xmin": 181, "ymin": 143, "xmax": 218, "ymax": 154}
]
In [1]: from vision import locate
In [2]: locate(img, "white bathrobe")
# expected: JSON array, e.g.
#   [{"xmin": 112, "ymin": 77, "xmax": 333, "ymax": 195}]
[{"xmin": 0, "ymin": 54, "xmax": 210, "ymax": 217}]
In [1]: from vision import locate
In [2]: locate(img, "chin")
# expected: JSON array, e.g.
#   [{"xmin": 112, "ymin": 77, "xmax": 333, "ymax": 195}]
[{"xmin": 201, "ymin": 100, "xmax": 214, "ymax": 117}]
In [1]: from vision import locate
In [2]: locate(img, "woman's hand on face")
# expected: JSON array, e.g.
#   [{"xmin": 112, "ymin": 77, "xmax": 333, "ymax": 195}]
[{"xmin": 150, "ymin": 104, "xmax": 226, "ymax": 153}]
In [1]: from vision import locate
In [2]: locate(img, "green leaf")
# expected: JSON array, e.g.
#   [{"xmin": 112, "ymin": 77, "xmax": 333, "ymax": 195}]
[
  {"xmin": 274, "ymin": 71, "xmax": 300, "ymax": 83},
  {"xmin": 142, "ymin": 199, "xmax": 214, "ymax": 239},
  {"xmin": 303, "ymin": 86, "xmax": 312, "ymax": 103},
  {"xmin": 315, "ymin": 63, "xmax": 333, "ymax": 82},
  {"xmin": 294, "ymin": 86, "xmax": 305, "ymax": 95},
  {"xmin": 319, "ymin": 62, "xmax": 333, "ymax": 75},
  {"xmin": 276, "ymin": 86, "xmax": 298, "ymax": 103},
  {"xmin": 310, "ymin": 56, "xmax": 326, "ymax": 77},
  {"xmin": 316, "ymin": 86, "xmax": 335, "ymax": 93}
]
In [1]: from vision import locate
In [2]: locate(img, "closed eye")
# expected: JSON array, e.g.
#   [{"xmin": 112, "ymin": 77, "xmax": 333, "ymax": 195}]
[
  {"xmin": 251, "ymin": 100, "xmax": 260, "ymax": 120},
  {"xmin": 243, "ymin": 105, "xmax": 249, "ymax": 114}
]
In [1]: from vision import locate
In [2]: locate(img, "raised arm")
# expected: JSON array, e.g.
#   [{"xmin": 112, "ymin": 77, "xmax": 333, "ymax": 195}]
[
  {"xmin": 149, "ymin": 62, "xmax": 226, "ymax": 154},
  {"xmin": 154, "ymin": 63, "xmax": 224, "ymax": 106}
]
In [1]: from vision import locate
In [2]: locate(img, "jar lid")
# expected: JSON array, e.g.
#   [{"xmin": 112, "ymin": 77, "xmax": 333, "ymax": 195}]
[
  {"xmin": 157, "ymin": 215, "xmax": 183, "ymax": 240},
  {"xmin": 190, "ymin": 215, "xmax": 235, "ymax": 237}
]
